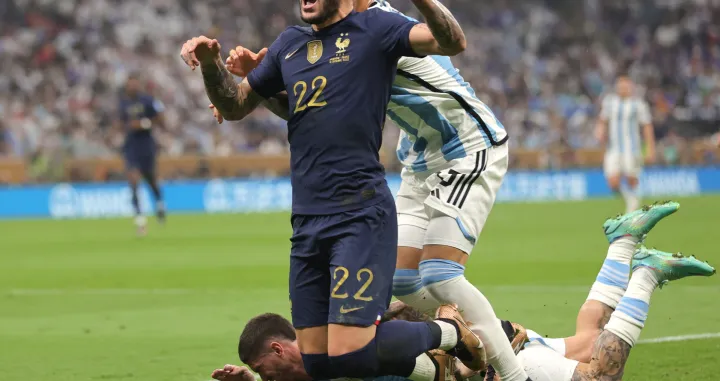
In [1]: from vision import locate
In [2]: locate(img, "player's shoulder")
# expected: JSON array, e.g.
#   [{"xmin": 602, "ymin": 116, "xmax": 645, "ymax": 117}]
[
  {"xmin": 276, "ymin": 26, "xmax": 314, "ymax": 43},
  {"xmin": 360, "ymin": 3, "xmax": 416, "ymax": 23}
]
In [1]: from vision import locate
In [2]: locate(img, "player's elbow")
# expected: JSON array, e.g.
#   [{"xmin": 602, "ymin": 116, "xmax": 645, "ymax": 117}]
[
  {"xmin": 442, "ymin": 38, "xmax": 466, "ymax": 56},
  {"xmin": 219, "ymin": 110, "xmax": 246, "ymax": 121}
]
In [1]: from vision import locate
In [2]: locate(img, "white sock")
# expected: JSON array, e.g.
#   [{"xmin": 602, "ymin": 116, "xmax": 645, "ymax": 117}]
[
  {"xmin": 434, "ymin": 320, "xmax": 459, "ymax": 350},
  {"xmin": 419, "ymin": 260, "xmax": 528, "ymax": 381},
  {"xmin": 134, "ymin": 215, "xmax": 147, "ymax": 227},
  {"xmin": 393, "ymin": 269, "xmax": 441, "ymax": 316},
  {"xmin": 604, "ymin": 268, "xmax": 659, "ymax": 347},
  {"xmin": 621, "ymin": 186, "xmax": 640, "ymax": 214},
  {"xmin": 526, "ymin": 329, "xmax": 566, "ymax": 356},
  {"xmin": 408, "ymin": 353, "xmax": 437, "ymax": 381},
  {"xmin": 586, "ymin": 237, "xmax": 637, "ymax": 308}
]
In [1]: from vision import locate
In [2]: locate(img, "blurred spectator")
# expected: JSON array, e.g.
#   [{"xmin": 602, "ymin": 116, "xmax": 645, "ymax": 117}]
[{"xmin": 0, "ymin": 0, "xmax": 717, "ymax": 169}]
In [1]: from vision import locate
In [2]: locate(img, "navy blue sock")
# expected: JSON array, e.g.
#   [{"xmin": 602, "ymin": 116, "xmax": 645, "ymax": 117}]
[
  {"xmin": 329, "ymin": 320, "xmax": 442, "ymax": 379},
  {"xmin": 143, "ymin": 173, "xmax": 163, "ymax": 201},
  {"xmin": 301, "ymin": 353, "xmax": 336, "ymax": 380},
  {"xmin": 376, "ymin": 320, "xmax": 441, "ymax": 362},
  {"xmin": 130, "ymin": 183, "xmax": 141, "ymax": 215}
]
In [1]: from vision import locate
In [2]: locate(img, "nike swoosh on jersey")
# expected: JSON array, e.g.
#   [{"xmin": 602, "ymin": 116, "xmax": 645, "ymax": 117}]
[
  {"xmin": 339, "ymin": 306, "xmax": 364, "ymax": 314},
  {"xmin": 285, "ymin": 48, "xmax": 300, "ymax": 60}
]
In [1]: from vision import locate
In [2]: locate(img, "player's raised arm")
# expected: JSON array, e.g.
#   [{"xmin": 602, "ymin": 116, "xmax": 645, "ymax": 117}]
[
  {"xmin": 224, "ymin": 46, "xmax": 290, "ymax": 121},
  {"xmin": 181, "ymin": 36, "xmax": 264, "ymax": 121},
  {"xmin": 408, "ymin": 0, "xmax": 467, "ymax": 56}
]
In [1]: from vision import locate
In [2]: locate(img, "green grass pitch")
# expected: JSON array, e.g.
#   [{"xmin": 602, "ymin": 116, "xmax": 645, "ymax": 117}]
[{"xmin": 1, "ymin": 196, "xmax": 719, "ymax": 380}]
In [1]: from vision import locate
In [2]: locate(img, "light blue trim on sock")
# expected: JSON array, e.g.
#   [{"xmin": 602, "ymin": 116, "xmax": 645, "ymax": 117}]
[
  {"xmin": 616, "ymin": 297, "xmax": 649, "ymax": 324},
  {"xmin": 393, "ymin": 269, "xmax": 423, "ymax": 296},
  {"xmin": 419, "ymin": 259, "xmax": 465, "ymax": 287},
  {"xmin": 596, "ymin": 259, "xmax": 630, "ymax": 289}
]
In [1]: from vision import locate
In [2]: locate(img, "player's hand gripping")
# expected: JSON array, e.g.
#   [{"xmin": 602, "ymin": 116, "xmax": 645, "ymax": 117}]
[
  {"xmin": 225, "ymin": 46, "xmax": 268, "ymax": 77},
  {"xmin": 211, "ymin": 364, "xmax": 255, "ymax": 381},
  {"xmin": 180, "ymin": 36, "xmax": 221, "ymax": 70}
]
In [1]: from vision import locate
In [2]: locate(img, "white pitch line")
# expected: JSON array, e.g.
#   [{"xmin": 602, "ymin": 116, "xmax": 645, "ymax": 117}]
[{"xmin": 638, "ymin": 332, "xmax": 720, "ymax": 344}]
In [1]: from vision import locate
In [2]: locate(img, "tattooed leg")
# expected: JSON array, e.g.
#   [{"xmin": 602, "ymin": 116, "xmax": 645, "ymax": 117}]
[
  {"xmin": 571, "ymin": 330, "xmax": 630, "ymax": 381},
  {"xmin": 536, "ymin": 235, "xmax": 635, "ymax": 362}
]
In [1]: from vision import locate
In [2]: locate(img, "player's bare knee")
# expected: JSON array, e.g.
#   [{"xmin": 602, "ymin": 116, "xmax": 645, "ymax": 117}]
[
  {"xmin": 626, "ymin": 176, "xmax": 639, "ymax": 188},
  {"xmin": 607, "ymin": 176, "xmax": 621, "ymax": 192},
  {"xmin": 127, "ymin": 171, "xmax": 141, "ymax": 186},
  {"xmin": 397, "ymin": 246, "xmax": 423, "ymax": 269},
  {"xmin": 327, "ymin": 324, "xmax": 376, "ymax": 356},
  {"xmin": 422, "ymin": 244, "xmax": 468, "ymax": 265}
]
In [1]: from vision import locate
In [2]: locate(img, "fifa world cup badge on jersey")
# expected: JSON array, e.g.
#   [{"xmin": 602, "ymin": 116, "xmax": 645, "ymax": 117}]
[
  {"xmin": 307, "ymin": 40, "xmax": 323, "ymax": 64},
  {"xmin": 330, "ymin": 33, "xmax": 351, "ymax": 64}
]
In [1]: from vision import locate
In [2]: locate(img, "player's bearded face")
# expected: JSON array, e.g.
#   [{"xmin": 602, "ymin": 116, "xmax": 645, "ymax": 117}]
[{"xmin": 299, "ymin": 0, "xmax": 341, "ymax": 25}]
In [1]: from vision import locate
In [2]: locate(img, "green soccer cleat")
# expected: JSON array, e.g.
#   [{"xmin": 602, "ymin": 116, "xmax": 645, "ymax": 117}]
[
  {"xmin": 602, "ymin": 201, "xmax": 680, "ymax": 243},
  {"xmin": 632, "ymin": 247, "xmax": 716, "ymax": 287}
]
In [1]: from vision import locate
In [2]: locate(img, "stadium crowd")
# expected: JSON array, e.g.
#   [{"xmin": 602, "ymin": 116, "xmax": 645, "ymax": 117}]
[{"xmin": 0, "ymin": 0, "xmax": 718, "ymax": 173}]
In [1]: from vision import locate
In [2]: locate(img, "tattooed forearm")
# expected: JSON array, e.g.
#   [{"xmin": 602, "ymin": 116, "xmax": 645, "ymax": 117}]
[
  {"xmin": 201, "ymin": 57, "xmax": 241, "ymax": 117},
  {"xmin": 571, "ymin": 330, "xmax": 631, "ymax": 381},
  {"xmin": 412, "ymin": 0, "xmax": 466, "ymax": 53}
]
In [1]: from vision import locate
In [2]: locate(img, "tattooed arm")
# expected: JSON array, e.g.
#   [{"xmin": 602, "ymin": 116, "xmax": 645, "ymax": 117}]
[
  {"xmin": 409, "ymin": 0, "xmax": 467, "ymax": 56},
  {"xmin": 201, "ymin": 56, "xmax": 264, "ymax": 121},
  {"xmin": 571, "ymin": 330, "xmax": 631, "ymax": 381}
]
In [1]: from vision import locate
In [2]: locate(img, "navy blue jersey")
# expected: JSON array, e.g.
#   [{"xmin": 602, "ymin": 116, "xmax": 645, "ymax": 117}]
[
  {"xmin": 119, "ymin": 94, "xmax": 164, "ymax": 137},
  {"xmin": 247, "ymin": 9, "xmax": 420, "ymax": 215}
]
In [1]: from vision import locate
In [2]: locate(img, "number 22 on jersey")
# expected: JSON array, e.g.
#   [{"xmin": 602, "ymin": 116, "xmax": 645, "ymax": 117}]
[{"xmin": 293, "ymin": 76, "xmax": 328, "ymax": 113}]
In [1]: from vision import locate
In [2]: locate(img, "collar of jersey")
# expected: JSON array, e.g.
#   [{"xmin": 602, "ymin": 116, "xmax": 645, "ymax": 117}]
[{"xmin": 310, "ymin": 10, "xmax": 357, "ymax": 36}]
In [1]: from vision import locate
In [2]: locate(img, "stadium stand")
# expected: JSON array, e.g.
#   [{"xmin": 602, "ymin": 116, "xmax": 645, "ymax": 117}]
[{"xmin": 0, "ymin": 0, "xmax": 718, "ymax": 182}]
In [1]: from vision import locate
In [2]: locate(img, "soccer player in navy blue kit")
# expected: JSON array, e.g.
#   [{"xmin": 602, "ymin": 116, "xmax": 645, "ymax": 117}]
[
  {"xmin": 181, "ymin": 0, "xmax": 498, "ymax": 380},
  {"xmin": 118, "ymin": 74, "xmax": 166, "ymax": 235}
]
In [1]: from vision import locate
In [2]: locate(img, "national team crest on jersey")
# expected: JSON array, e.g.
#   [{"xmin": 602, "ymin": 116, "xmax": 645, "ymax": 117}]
[
  {"xmin": 331, "ymin": 33, "xmax": 351, "ymax": 64},
  {"xmin": 307, "ymin": 40, "xmax": 323, "ymax": 64}
]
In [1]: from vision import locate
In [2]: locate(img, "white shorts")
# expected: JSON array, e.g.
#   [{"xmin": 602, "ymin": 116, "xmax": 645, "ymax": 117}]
[
  {"xmin": 396, "ymin": 143, "xmax": 508, "ymax": 254},
  {"xmin": 604, "ymin": 151, "xmax": 642, "ymax": 178},
  {"xmin": 518, "ymin": 341, "xmax": 579, "ymax": 381}
]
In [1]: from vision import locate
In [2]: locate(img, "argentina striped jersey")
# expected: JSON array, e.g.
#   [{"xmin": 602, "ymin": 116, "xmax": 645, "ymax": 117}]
[
  {"xmin": 371, "ymin": 0, "xmax": 508, "ymax": 173},
  {"xmin": 600, "ymin": 94, "xmax": 652, "ymax": 155}
]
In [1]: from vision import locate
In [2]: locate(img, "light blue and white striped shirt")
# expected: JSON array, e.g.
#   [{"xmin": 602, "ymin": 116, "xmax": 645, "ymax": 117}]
[
  {"xmin": 600, "ymin": 94, "xmax": 652, "ymax": 155},
  {"xmin": 372, "ymin": 1, "xmax": 508, "ymax": 174}
]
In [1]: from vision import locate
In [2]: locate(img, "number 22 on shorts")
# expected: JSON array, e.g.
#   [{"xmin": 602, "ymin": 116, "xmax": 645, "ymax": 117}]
[{"xmin": 331, "ymin": 267, "xmax": 374, "ymax": 301}]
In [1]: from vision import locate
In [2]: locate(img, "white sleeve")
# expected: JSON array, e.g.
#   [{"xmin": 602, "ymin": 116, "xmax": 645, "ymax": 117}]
[
  {"xmin": 397, "ymin": 57, "xmax": 410, "ymax": 71},
  {"xmin": 638, "ymin": 100, "xmax": 652, "ymax": 125}
]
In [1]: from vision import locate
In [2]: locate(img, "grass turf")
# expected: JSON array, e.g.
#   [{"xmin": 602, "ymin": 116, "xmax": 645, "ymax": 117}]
[{"xmin": 1, "ymin": 196, "xmax": 719, "ymax": 380}]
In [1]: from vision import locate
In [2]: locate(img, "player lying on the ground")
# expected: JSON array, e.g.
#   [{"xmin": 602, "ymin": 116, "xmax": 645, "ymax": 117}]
[
  {"xmin": 450, "ymin": 200, "xmax": 716, "ymax": 381},
  {"xmin": 181, "ymin": 1, "xmax": 490, "ymax": 381},
  {"xmin": 210, "ymin": 0, "xmax": 524, "ymax": 378},
  {"xmin": 209, "ymin": 201, "xmax": 715, "ymax": 381},
  {"xmin": 211, "ymin": 303, "xmax": 490, "ymax": 381}
]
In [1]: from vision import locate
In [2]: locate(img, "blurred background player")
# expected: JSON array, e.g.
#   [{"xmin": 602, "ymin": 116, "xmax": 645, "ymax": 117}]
[
  {"xmin": 118, "ymin": 73, "xmax": 167, "ymax": 234},
  {"xmin": 595, "ymin": 76, "xmax": 656, "ymax": 213}
]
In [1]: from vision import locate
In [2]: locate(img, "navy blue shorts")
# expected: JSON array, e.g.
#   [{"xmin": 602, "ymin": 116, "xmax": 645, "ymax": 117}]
[
  {"xmin": 123, "ymin": 136, "xmax": 157, "ymax": 176},
  {"xmin": 289, "ymin": 195, "xmax": 398, "ymax": 328}
]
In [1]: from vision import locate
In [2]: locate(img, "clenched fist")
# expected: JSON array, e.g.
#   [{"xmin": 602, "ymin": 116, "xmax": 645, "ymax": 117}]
[{"xmin": 180, "ymin": 36, "xmax": 222, "ymax": 70}]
